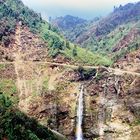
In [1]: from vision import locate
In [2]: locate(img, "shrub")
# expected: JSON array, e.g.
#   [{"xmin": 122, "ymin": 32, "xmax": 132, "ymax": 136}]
[{"xmin": 76, "ymin": 66, "xmax": 97, "ymax": 80}]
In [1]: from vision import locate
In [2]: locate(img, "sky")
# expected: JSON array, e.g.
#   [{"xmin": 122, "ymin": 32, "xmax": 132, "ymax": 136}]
[{"xmin": 21, "ymin": 0, "xmax": 140, "ymax": 20}]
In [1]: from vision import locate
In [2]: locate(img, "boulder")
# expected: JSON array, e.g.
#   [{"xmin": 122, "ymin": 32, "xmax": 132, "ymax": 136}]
[{"xmin": 129, "ymin": 103, "xmax": 140, "ymax": 118}]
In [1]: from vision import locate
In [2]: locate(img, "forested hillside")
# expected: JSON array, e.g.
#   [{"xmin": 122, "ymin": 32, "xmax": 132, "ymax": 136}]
[{"xmin": 76, "ymin": 2, "xmax": 140, "ymax": 49}]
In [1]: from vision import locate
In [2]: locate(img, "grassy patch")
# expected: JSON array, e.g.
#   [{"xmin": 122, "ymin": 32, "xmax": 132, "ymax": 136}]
[
  {"xmin": 62, "ymin": 44, "xmax": 113, "ymax": 66},
  {"xmin": 0, "ymin": 64, "xmax": 5, "ymax": 70},
  {"xmin": 42, "ymin": 77, "xmax": 49, "ymax": 92},
  {"xmin": 0, "ymin": 79, "xmax": 18, "ymax": 103},
  {"xmin": 131, "ymin": 119, "xmax": 140, "ymax": 126},
  {"xmin": 56, "ymin": 81, "xmax": 70, "ymax": 93}
]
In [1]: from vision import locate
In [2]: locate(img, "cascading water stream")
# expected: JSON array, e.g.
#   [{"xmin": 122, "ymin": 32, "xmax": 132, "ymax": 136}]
[{"xmin": 76, "ymin": 85, "xmax": 84, "ymax": 140}]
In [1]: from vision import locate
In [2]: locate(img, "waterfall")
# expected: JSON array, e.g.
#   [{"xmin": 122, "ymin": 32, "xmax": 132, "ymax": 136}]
[{"xmin": 76, "ymin": 85, "xmax": 84, "ymax": 140}]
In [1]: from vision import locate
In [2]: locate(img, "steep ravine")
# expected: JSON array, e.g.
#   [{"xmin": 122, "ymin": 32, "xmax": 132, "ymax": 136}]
[{"xmin": 1, "ymin": 62, "xmax": 140, "ymax": 140}]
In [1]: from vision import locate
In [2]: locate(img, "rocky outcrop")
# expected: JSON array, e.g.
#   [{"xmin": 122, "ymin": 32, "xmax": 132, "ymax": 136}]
[{"xmin": 83, "ymin": 71, "xmax": 140, "ymax": 140}]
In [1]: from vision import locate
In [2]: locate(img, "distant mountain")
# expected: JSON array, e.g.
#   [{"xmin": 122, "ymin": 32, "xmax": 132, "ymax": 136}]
[
  {"xmin": 54, "ymin": 2, "xmax": 140, "ymax": 45},
  {"xmin": 75, "ymin": 2, "xmax": 140, "ymax": 45},
  {"xmin": 52, "ymin": 2, "xmax": 140, "ymax": 66},
  {"xmin": 51, "ymin": 15, "xmax": 87, "ymax": 30},
  {"xmin": 51, "ymin": 15, "xmax": 100, "ymax": 42}
]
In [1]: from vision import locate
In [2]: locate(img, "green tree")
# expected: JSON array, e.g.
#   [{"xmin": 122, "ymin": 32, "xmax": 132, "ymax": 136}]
[
  {"xmin": 66, "ymin": 41, "xmax": 70, "ymax": 49},
  {"xmin": 72, "ymin": 45, "xmax": 77, "ymax": 57}
]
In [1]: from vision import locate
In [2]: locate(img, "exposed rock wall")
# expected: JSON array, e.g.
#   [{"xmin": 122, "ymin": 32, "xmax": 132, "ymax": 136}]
[{"xmin": 83, "ymin": 70, "xmax": 140, "ymax": 140}]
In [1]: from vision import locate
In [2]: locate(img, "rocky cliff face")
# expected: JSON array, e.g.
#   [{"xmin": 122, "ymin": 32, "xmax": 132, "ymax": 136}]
[{"xmin": 83, "ymin": 69, "xmax": 140, "ymax": 140}]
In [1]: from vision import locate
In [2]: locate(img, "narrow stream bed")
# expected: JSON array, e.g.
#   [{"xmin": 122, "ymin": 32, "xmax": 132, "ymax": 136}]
[{"xmin": 76, "ymin": 85, "xmax": 84, "ymax": 140}]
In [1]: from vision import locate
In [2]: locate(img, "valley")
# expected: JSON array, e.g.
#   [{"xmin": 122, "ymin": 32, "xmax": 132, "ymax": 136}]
[{"xmin": 0, "ymin": 0, "xmax": 140, "ymax": 140}]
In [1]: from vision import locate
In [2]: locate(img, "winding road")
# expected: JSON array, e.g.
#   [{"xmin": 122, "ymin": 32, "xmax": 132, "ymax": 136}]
[{"xmin": 0, "ymin": 61, "xmax": 140, "ymax": 77}]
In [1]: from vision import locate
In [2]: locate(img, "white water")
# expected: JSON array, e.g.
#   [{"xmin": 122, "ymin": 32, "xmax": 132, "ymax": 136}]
[{"xmin": 76, "ymin": 85, "xmax": 84, "ymax": 140}]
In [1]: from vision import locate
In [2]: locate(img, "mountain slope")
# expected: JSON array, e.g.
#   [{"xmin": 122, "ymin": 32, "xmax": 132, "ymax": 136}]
[
  {"xmin": 52, "ymin": 16, "xmax": 100, "ymax": 43},
  {"xmin": 75, "ymin": 2, "xmax": 140, "ymax": 45},
  {"xmin": 52, "ymin": 2, "xmax": 140, "ymax": 66},
  {"xmin": 52, "ymin": 2, "xmax": 140, "ymax": 46},
  {"xmin": 0, "ymin": 0, "xmax": 112, "ymax": 66}
]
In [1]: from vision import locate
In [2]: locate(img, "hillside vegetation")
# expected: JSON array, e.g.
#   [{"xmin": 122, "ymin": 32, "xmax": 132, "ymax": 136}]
[
  {"xmin": 0, "ymin": 0, "xmax": 112, "ymax": 66},
  {"xmin": 0, "ymin": 93, "xmax": 59, "ymax": 140}
]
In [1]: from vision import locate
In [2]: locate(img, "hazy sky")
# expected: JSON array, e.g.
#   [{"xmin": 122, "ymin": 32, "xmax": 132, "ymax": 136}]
[{"xmin": 22, "ymin": 0, "xmax": 140, "ymax": 20}]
